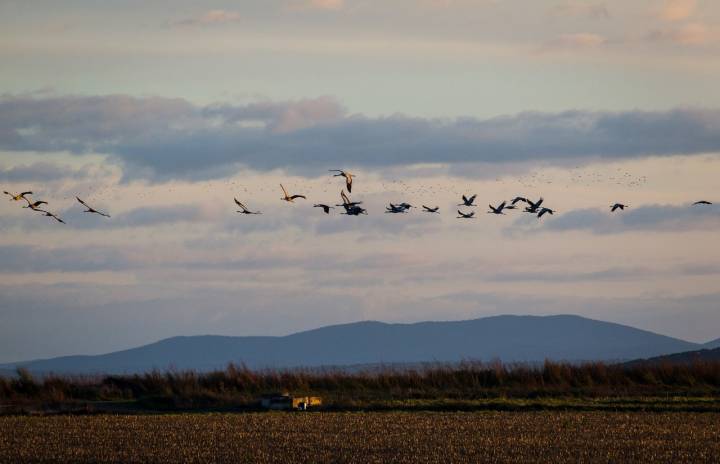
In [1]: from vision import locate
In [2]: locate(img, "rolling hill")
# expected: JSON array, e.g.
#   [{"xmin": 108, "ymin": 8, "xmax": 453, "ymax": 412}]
[
  {"xmin": 625, "ymin": 347, "xmax": 720, "ymax": 366},
  {"xmin": 704, "ymin": 338, "xmax": 720, "ymax": 350},
  {"xmin": 0, "ymin": 315, "xmax": 702, "ymax": 375}
]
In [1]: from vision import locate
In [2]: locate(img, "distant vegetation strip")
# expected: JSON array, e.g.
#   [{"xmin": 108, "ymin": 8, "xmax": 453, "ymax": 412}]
[{"xmin": 2, "ymin": 360, "xmax": 720, "ymax": 414}]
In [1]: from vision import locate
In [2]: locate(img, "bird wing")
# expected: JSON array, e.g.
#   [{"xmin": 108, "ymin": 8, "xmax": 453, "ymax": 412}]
[
  {"xmin": 468, "ymin": 194, "xmax": 477, "ymax": 202},
  {"xmin": 280, "ymin": 184, "xmax": 289, "ymax": 197},
  {"xmin": 20, "ymin": 191, "xmax": 32, "ymax": 196},
  {"xmin": 462, "ymin": 195, "xmax": 468, "ymax": 203},
  {"xmin": 290, "ymin": 195, "xmax": 306, "ymax": 200},
  {"xmin": 76, "ymin": 197, "xmax": 89, "ymax": 208},
  {"xmin": 234, "ymin": 198, "xmax": 247, "ymax": 211},
  {"xmin": 346, "ymin": 176, "xmax": 352, "ymax": 192},
  {"xmin": 341, "ymin": 190, "xmax": 350, "ymax": 205}
]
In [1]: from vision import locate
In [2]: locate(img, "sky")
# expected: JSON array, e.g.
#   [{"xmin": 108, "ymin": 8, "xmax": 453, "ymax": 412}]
[{"xmin": 1, "ymin": 0, "xmax": 720, "ymax": 362}]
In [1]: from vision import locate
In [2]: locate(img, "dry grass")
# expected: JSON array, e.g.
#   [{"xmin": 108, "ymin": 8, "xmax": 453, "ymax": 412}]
[{"xmin": 1, "ymin": 412, "xmax": 719, "ymax": 463}]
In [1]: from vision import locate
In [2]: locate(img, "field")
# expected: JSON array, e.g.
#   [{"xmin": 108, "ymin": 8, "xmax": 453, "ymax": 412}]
[{"xmin": 1, "ymin": 411, "xmax": 719, "ymax": 463}]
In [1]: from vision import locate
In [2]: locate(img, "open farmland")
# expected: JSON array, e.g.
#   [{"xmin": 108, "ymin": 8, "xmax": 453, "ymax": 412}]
[{"xmin": 1, "ymin": 412, "xmax": 719, "ymax": 463}]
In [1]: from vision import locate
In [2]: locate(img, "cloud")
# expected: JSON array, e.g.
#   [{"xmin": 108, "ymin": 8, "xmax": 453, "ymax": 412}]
[
  {"xmin": 3, "ymin": 94, "xmax": 720, "ymax": 181},
  {"xmin": 0, "ymin": 161, "xmax": 93, "ymax": 183},
  {"xmin": 171, "ymin": 10, "xmax": 242, "ymax": 27},
  {"xmin": 525, "ymin": 203, "xmax": 720, "ymax": 234},
  {"xmin": 292, "ymin": 0, "xmax": 344, "ymax": 10},
  {"xmin": 646, "ymin": 22, "xmax": 712, "ymax": 45},
  {"xmin": 0, "ymin": 245, "xmax": 133, "ymax": 273},
  {"xmin": 658, "ymin": 0, "xmax": 697, "ymax": 22},
  {"xmin": 541, "ymin": 33, "xmax": 607, "ymax": 50},
  {"xmin": 205, "ymin": 96, "xmax": 346, "ymax": 133},
  {"xmin": 551, "ymin": 2, "xmax": 610, "ymax": 19},
  {"xmin": 0, "ymin": 203, "xmax": 212, "ymax": 232}
]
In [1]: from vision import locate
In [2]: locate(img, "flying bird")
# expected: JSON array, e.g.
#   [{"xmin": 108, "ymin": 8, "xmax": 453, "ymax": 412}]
[
  {"xmin": 511, "ymin": 197, "xmax": 528, "ymax": 205},
  {"xmin": 37, "ymin": 210, "xmax": 66, "ymax": 224},
  {"xmin": 386, "ymin": 203, "xmax": 409, "ymax": 213},
  {"xmin": 22, "ymin": 199, "xmax": 48, "ymax": 211},
  {"xmin": 76, "ymin": 197, "xmax": 110, "ymax": 218},
  {"xmin": 610, "ymin": 203, "xmax": 627, "ymax": 212},
  {"xmin": 537, "ymin": 207, "xmax": 554, "ymax": 218},
  {"xmin": 459, "ymin": 194, "xmax": 477, "ymax": 207},
  {"xmin": 488, "ymin": 201, "xmax": 507, "ymax": 215},
  {"xmin": 234, "ymin": 198, "xmax": 261, "ymax": 214},
  {"xmin": 422, "ymin": 205, "xmax": 440, "ymax": 213},
  {"xmin": 337, "ymin": 190, "xmax": 362, "ymax": 208},
  {"xmin": 693, "ymin": 200, "xmax": 713, "ymax": 205},
  {"xmin": 457, "ymin": 210, "xmax": 475, "ymax": 219},
  {"xmin": 329, "ymin": 170, "xmax": 354, "ymax": 193},
  {"xmin": 280, "ymin": 184, "xmax": 306, "ymax": 202},
  {"xmin": 524, "ymin": 197, "xmax": 544, "ymax": 213},
  {"xmin": 313, "ymin": 204, "xmax": 334, "ymax": 214},
  {"xmin": 337, "ymin": 190, "xmax": 366, "ymax": 215},
  {"xmin": 4, "ymin": 191, "xmax": 32, "ymax": 201},
  {"xmin": 343, "ymin": 205, "xmax": 367, "ymax": 216}
]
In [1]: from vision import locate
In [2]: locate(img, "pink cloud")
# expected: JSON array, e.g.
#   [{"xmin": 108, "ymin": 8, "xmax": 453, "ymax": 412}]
[
  {"xmin": 172, "ymin": 10, "xmax": 242, "ymax": 27},
  {"xmin": 290, "ymin": 0, "xmax": 344, "ymax": 10},
  {"xmin": 658, "ymin": 0, "xmax": 697, "ymax": 22},
  {"xmin": 647, "ymin": 22, "xmax": 711, "ymax": 45},
  {"xmin": 551, "ymin": 2, "xmax": 610, "ymax": 20},
  {"xmin": 542, "ymin": 33, "xmax": 607, "ymax": 51}
]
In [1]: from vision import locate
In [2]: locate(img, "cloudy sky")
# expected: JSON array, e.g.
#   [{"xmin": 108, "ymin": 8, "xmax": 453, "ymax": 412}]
[{"xmin": 1, "ymin": 0, "xmax": 719, "ymax": 362}]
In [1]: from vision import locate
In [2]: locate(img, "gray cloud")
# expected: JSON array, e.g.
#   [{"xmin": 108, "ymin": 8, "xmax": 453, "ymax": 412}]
[
  {"xmin": 2, "ymin": 94, "xmax": 720, "ymax": 181},
  {"xmin": 0, "ymin": 244, "xmax": 133, "ymax": 273},
  {"xmin": 0, "ymin": 203, "xmax": 209, "ymax": 232},
  {"xmin": 525, "ymin": 203, "xmax": 720, "ymax": 234},
  {"xmin": 0, "ymin": 161, "xmax": 95, "ymax": 183}
]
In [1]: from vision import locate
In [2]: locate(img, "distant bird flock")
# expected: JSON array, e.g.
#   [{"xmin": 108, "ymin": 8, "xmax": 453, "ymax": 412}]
[{"xmin": 2, "ymin": 169, "xmax": 715, "ymax": 226}]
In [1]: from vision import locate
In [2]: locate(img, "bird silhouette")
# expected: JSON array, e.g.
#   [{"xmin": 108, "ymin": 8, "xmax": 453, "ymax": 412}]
[
  {"xmin": 459, "ymin": 194, "xmax": 477, "ymax": 207},
  {"xmin": 4, "ymin": 191, "xmax": 32, "ymax": 201},
  {"xmin": 329, "ymin": 170, "xmax": 354, "ymax": 193},
  {"xmin": 36, "ymin": 209, "xmax": 66, "ymax": 224},
  {"xmin": 422, "ymin": 205, "xmax": 440, "ymax": 213},
  {"xmin": 610, "ymin": 203, "xmax": 627, "ymax": 212},
  {"xmin": 22, "ymin": 199, "xmax": 48, "ymax": 211},
  {"xmin": 524, "ymin": 197, "xmax": 544, "ymax": 213},
  {"xmin": 280, "ymin": 184, "xmax": 307, "ymax": 202},
  {"xmin": 234, "ymin": 198, "xmax": 261, "ymax": 214},
  {"xmin": 457, "ymin": 210, "xmax": 475, "ymax": 219},
  {"xmin": 76, "ymin": 197, "xmax": 110, "ymax": 218},
  {"xmin": 313, "ymin": 204, "xmax": 334, "ymax": 214},
  {"xmin": 488, "ymin": 201, "xmax": 507, "ymax": 215},
  {"xmin": 537, "ymin": 207, "xmax": 554, "ymax": 218}
]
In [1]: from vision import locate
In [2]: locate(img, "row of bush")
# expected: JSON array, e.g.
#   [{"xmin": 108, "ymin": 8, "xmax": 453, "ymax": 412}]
[{"xmin": 2, "ymin": 360, "xmax": 720, "ymax": 405}]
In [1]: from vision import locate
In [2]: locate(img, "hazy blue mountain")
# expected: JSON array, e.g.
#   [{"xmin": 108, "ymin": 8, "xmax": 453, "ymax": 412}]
[
  {"xmin": 625, "ymin": 347, "xmax": 720, "ymax": 366},
  {"xmin": 0, "ymin": 315, "xmax": 701, "ymax": 375},
  {"xmin": 704, "ymin": 338, "xmax": 720, "ymax": 349}
]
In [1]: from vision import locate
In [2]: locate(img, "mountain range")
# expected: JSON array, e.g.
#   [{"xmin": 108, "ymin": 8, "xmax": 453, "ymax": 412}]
[{"xmin": 2, "ymin": 315, "xmax": 715, "ymax": 375}]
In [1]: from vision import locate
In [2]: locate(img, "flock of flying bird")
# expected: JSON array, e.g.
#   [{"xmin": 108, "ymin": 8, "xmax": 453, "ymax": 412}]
[
  {"xmin": 3, "ymin": 190, "xmax": 109, "ymax": 223},
  {"xmin": 3, "ymin": 168, "xmax": 716, "ymax": 225}
]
